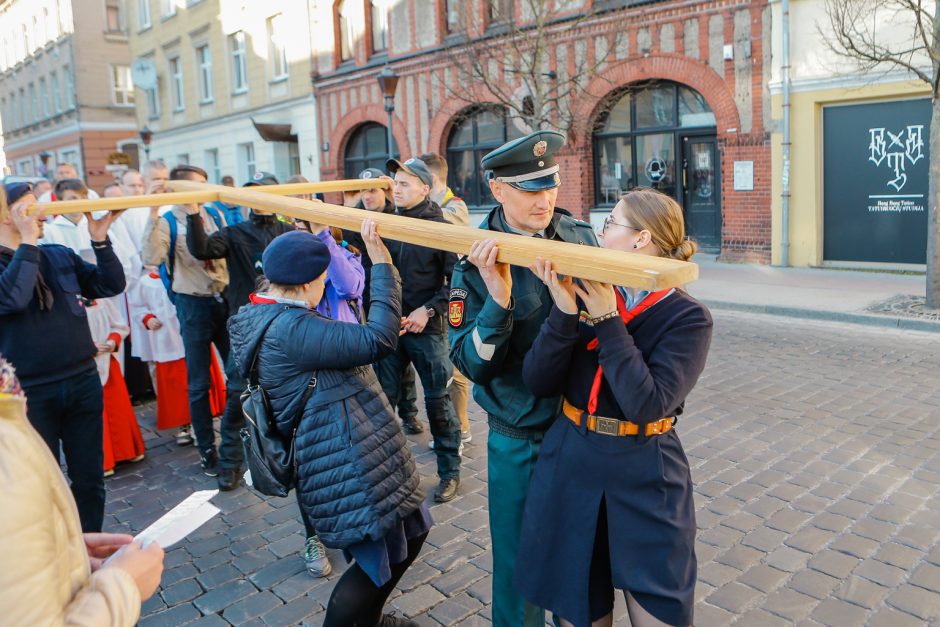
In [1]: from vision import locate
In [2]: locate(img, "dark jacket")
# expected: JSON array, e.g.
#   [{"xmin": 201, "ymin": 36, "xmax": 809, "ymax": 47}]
[
  {"xmin": 227, "ymin": 263, "xmax": 424, "ymax": 548},
  {"xmin": 523, "ymin": 291, "xmax": 713, "ymax": 424},
  {"xmin": 388, "ymin": 198, "xmax": 457, "ymax": 334},
  {"xmin": 448, "ymin": 207, "xmax": 597, "ymax": 430},
  {"xmin": 0, "ymin": 242, "xmax": 126, "ymax": 388},
  {"xmin": 342, "ymin": 199, "xmax": 395, "ymax": 313},
  {"xmin": 187, "ymin": 211, "xmax": 293, "ymax": 315}
]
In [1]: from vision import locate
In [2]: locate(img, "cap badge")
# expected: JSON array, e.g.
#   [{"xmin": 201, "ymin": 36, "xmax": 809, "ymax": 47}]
[
  {"xmin": 405, "ymin": 158, "xmax": 416, "ymax": 165},
  {"xmin": 538, "ymin": 160, "xmax": 545, "ymax": 167},
  {"xmin": 533, "ymin": 140, "xmax": 548, "ymax": 157},
  {"xmin": 252, "ymin": 172, "xmax": 264, "ymax": 180},
  {"xmin": 362, "ymin": 171, "xmax": 373, "ymax": 179}
]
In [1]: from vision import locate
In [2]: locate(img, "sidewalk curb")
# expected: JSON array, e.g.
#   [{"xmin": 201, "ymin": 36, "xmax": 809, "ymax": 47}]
[{"xmin": 702, "ymin": 299, "xmax": 940, "ymax": 334}]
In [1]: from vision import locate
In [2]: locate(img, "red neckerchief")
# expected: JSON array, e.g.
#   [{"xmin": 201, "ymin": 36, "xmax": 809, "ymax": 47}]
[
  {"xmin": 249, "ymin": 293, "xmax": 278, "ymax": 305},
  {"xmin": 585, "ymin": 289, "xmax": 672, "ymax": 414}
]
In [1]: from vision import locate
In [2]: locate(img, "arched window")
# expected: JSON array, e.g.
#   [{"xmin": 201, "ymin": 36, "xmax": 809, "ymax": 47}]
[
  {"xmin": 446, "ymin": 106, "xmax": 525, "ymax": 210},
  {"xmin": 343, "ymin": 122, "xmax": 398, "ymax": 178},
  {"xmin": 593, "ymin": 81, "xmax": 715, "ymax": 206}
]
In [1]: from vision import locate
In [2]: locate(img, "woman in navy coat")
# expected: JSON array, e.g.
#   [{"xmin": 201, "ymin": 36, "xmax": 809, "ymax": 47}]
[{"xmin": 513, "ymin": 189, "xmax": 712, "ymax": 627}]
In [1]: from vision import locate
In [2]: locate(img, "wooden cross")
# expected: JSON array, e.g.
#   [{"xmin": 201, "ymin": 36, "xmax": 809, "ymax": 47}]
[{"xmin": 25, "ymin": 178, "xmax": 697, "ymax": 290}]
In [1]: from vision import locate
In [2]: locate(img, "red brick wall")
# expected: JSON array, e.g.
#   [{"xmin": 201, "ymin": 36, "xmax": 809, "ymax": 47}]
[{"xmin": 314, "ymin": 0, "xmax": 771, "ymax": 262}]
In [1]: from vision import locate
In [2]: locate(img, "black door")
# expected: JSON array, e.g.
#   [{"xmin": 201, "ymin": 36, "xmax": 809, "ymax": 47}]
[{"xmin": 681, "ymin": 135, "xmax": 721, "ymax": 251}]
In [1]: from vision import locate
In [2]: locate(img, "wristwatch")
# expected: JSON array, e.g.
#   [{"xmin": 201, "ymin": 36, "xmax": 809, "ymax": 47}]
[{"xmin": 425, "ymin": 306, "xmax": 436, "ymax": 318}]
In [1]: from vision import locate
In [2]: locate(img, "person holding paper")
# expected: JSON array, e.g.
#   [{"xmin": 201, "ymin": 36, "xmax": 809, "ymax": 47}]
[
  {"xmin": 228, "ymin": 222, "xmax": 429, "ymax": 627},
  {"xmin": 0, "ymin": 355, "xmax": 164, "ymax": 626}
]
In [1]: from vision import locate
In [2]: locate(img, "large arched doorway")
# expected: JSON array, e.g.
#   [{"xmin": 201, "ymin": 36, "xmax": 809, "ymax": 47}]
[
  {"xmin": 593, "ymin": 80, "xmax": 720, "ymax": 250},
  {"xmin": 343, "ymin": 122, "xmax": 399, "ymax": 178},
  {"xmin": 446, "ymin": 106, "xmax": 525, "ymax": 210}
]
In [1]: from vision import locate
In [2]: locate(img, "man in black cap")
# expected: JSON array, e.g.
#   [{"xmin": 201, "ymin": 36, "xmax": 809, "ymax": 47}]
[
  {"xmin": 0, "ymin": 183, "xmax": 126, "ymax": 532},
  {"xmin": 449, "ymin": 130, "xmax": 597, "ymax": 626},
  {"xmin": 142, "ymin": 164, "xmax": 230, "ymax": 477},
  {"xmin": 185, "ymin": 170, "xmax": 293, "ymax": 490},
  {"xmin": 374, "ymin": 157, "xmax": 462, "ymax": 503},
  {"xmin": 341, "ymin": 167, "xmax": 396, "ymax": 311}
]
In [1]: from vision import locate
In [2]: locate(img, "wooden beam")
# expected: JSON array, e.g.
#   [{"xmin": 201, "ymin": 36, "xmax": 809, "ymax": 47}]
[
  {"xmin": 167, "ymin": 180, "xmax": 698, "ymax": 290},
  {"xmin": 26, "ymin": 178, "xmax": 391, "ymax": 216}
]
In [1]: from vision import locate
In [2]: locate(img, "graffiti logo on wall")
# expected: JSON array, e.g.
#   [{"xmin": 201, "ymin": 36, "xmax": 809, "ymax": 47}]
[{"xmin": 867, "ymin": 125, "xmax": 925, "ymax": 191}]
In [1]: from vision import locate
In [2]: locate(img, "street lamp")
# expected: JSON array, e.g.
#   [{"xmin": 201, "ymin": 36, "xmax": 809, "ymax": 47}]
[
  {"xmin": 376, "ymin": 65, "xmax": 399, "ymax": 162},
  {"xmin": 139, "ymin": 126, "xmax": 153, "ymax": 161}
]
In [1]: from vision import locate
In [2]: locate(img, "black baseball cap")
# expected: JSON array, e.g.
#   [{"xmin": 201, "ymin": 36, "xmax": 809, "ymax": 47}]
[{"xmin": 243, "ymin": 171, "xmax": 279, "ymax": 186}]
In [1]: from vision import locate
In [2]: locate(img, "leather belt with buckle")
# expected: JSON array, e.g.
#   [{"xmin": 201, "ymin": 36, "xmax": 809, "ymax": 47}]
[{"xmin": 562, "ymin": 399, "xmax": 674, "ymax": 437}]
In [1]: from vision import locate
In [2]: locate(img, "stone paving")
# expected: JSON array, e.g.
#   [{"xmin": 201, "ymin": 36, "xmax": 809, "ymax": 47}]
[{"xmin": 103, "ymin": 311, "xmax": 940, "ymax": 626}]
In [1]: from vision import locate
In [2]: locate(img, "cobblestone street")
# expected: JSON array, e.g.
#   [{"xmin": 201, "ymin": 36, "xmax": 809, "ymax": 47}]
[{"xmin": 109, "ymin": 311, "xmax": 940, "ymax": 626}]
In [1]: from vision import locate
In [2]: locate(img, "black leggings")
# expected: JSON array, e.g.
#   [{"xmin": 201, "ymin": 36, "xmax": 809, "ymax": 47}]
[{"xmin": 322, "ymin": 532, "xmax": 428, "ymax": 627}]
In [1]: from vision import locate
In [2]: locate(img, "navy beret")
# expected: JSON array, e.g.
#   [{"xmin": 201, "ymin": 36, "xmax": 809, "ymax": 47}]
[
  {"xmin": 3, "ymin": 182, "xmax": 32, "ymax": 205},
  {"xmin": 262, "ymin": 231, "xmax": 331, "ymax": 286}
]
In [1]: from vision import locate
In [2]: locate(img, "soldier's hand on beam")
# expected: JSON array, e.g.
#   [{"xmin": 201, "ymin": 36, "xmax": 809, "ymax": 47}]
[
  {"xmin": 468, "ymin": 239, "xmax": 512, "ymax": 309},
  {"xmin": 531, "ymin": 258, "xmax": 578, "ymax": 315}
]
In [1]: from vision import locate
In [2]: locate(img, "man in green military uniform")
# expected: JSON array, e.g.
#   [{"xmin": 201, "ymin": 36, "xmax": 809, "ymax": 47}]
[{"xmin": 448, "ymin": 130, "xmax": 597, "ymax": 626}]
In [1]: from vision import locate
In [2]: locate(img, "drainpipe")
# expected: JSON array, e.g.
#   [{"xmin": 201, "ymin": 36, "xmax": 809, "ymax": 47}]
[{"xmin": 780, "ymin": 0, "xmax": 791, "ymax": 267}]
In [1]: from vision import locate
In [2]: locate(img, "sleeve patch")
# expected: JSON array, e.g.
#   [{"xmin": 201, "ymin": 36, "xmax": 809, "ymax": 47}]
[{"xmin": 449, "ymin": 288, "xmax": 468, "ymax": 328}]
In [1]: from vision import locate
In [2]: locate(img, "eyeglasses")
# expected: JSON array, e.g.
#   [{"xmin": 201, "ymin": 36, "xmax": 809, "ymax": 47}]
[{"xmin": 602, "ymin": 215, "xmax": 641, "ymax": 234}]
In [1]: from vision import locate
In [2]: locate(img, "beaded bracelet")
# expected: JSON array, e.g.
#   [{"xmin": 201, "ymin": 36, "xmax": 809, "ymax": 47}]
[{"xmin": 590, "ymin": 310, "xmax": 620, "ymax": 324}]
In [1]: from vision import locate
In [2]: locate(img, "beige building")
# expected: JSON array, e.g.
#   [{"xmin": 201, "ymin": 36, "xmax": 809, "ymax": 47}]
[
  {"xmin": 0, "ymin": 0, "xmax": 138, "ymax": 191},
  {"xmin": 127, "ymin": 0, "xmax": 321, "ymax": 184},
  {"xmin": 770, "ymin": 0, "xmax": 931, "ymax": 269}
]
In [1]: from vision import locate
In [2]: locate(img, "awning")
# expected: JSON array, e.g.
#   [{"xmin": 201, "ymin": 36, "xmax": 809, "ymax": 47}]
[{"xmin": 251, "ymin": 118, "xmax": 297, "ymax": 142}]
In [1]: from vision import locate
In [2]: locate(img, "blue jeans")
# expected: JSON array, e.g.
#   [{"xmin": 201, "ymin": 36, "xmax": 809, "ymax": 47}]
[
  {"xmin": 376, "ymin": 332, "xmax": 461, "ymax": 480},
  {"xmin": 25, "ymin": 367, "xmax": 106, "ymax": 532},
  {"xmin": 175, "ymin": 293, "xmax": 230, "ymax": 456}
]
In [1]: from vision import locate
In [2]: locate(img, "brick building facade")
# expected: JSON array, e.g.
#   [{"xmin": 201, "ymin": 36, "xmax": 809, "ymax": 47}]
[{"xmin": 311, "ymin": 0, "xmax": 773, "ymax": 262}]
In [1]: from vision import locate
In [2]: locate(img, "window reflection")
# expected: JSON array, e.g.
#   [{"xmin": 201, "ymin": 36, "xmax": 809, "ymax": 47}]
[{"xmin": 447, "ymin": 107, "xmax": 525, "ymax": 209}]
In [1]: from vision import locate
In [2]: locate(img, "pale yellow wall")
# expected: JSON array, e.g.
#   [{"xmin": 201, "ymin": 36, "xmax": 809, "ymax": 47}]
[
  {"xmin": 128, "ymin": 0, "xmax": 313, "ymax": 133},
  {"xmin": 770, "ymin": 81, "xmax": 930, "ymax": 266}
]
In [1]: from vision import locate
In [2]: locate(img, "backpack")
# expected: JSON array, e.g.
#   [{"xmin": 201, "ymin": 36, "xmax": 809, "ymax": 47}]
[
  {"xmin": 239, "ymin": 308, "xmax": 317, "ymax": 497},
  {"xmin": 158, "ymin": 205, "xmax": 224, "ymax": 303}
]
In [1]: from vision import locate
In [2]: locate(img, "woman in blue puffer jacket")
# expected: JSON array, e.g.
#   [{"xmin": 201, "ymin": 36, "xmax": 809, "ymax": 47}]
[{"xmin": 228, "ymin": 220, "xmax": 429, "ymax": 627}]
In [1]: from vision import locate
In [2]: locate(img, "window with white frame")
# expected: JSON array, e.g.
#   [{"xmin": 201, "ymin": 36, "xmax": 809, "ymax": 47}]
[
  {"xmin": 17, "ymin": 158, "xmax": 34, "ymax": 176},
  {"xmin": 176, "ymin": 153, "xmax": 189, "ymax": 165},
  {"xmin": 239, "ymin": 142, "xmax": 255, "ymax": 181},
  {"xmin": 5, "ymin": 94, "xmax": 12, "ymax": 129},
  {"xmin": 229, "ymin": 31, "xmax": 247, "ymax": 93},
  {"xmin": 138, "ymin": 0, "xmax": 151, "ymax": 29},
  {"xmin": 169, "ymin": 56, "xmax": 183, "ymax": 110},
  {"xmin": 17, "ymin": 88, "xmax": 25, "ymax": 126},
  {"xmin": 160, "ymin": 0, "xmax": 176, "ymax": 18},
  {"xmin": 61, "ymin": 150, "xmax": 79, "ymax": 173},
  {"xmin": 205, "ymin": 148, "xmax": 220, "ymax": 183},
  {"xmin": 28, "ymin": 83, "xmax": 37, "ymax": 122},
  {"xmin": 50, "ymin": 70, "xmax": 61, "ymax": 112},
  {"xmin": 110, "ymin": 65, "xmax": 134, "ymax": 106},
  {"xmin": 337, "ymin": 1, "xmax": 353, "ymax": 62},
  {"xmin": 267, "ymin": 14, "xmax": 287, "ymax": 79},
  {"xmin": 371, "ymin": 0, "xmax": 387, "ymax": 54},
  {"xmin": 39, "ymin": 78, "xmax": 49, "ymax": 118},
  {"xmin": 64, "ymin": 65, "xmax": 75, "ymax": 109},
  {"xmin": 105, "ymin": 0, "xmax": 125, "ymax": 33},
  {"xmin": 195, "ymin": 44, "xmax": 213, "ymax": 102},
  {"xmin": 146, "ymin": 85, "xmax": 159, "ymax": 118}
]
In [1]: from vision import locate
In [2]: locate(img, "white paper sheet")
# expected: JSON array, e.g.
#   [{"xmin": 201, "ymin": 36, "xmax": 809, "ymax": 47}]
[{"xmin": 134, "ymin": 489, "xmax": 220, "ymax": 549}]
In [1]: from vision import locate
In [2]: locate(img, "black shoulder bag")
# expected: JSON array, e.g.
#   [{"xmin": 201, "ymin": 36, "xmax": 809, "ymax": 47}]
[{"xmin": 239, "ymin": 309, "xmax": 317, "ymax": 497}]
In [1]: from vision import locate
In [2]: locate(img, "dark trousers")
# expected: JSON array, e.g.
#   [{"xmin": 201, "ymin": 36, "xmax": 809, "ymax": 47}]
[
  {"xmin": 25, "ymin": 367, "xmax": 106, "ymax": 532},
  {"xmin": 175, "ymin": 293, "xmax": 230, "ymax": 456},
  {"xmin": 397, "ymin": 364, "xmax": 418, "ymax": 420},
  {"xmin": 123, "ymin": 335, "xmax": 154, "ymax": 403},
  {"xmin": 219, "ymin": 350, "xmax": 245, "ymax": 470},
  {"xmin": 376, "ymin": 332, "xmax": 460, "ymax": 480}
]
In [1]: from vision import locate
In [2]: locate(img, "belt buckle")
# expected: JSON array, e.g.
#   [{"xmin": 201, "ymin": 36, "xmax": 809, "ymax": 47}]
[{"xmin": 595, "ymin": 416, "xmax": 620, "ymax": 436}]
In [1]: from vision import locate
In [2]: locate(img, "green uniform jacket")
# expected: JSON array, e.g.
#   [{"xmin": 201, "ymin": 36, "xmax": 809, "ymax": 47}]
[{"xmin": 448, "ymin": 206, "xmax": 598, "ymax": 431}]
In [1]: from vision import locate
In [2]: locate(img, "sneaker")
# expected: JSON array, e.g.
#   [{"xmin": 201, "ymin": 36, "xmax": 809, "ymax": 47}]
[
  {"xmin": 302, "ymin": 535, "xmax": 333, "ymax": 578},
  {"xmin": 461, "ymin": 430, "xmax": 472, "ymax": 443},
  {"xmin": 217, "ymin": 467, "xmax": 240, "ymax": 491},
  {"xmin": 374, "ymin": 613, "xmax": 420, "ymax": 627},
  {"xmin": 103, "ymin": 468, "xmax": 115, "ymax": 478},
  {"xmin": 434, "ymin": 477, "xmax": 460, "ymax": 503},
  {"xmin": 401, "ymin": 418, "xmax": 424, "ymax": 434},
  {"xmin": 129, "ymin": 453, "xmax": 145, "ymax": 463},
  {"xmin": 200, "ymin": 450, "xmax": 219, "ymax": 477},
  {"xmin": 176, "ymin": 426, "xmax": 193, "ymax": 446}
]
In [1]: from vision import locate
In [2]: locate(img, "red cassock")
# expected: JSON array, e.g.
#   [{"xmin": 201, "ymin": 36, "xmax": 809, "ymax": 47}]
[
  {"xmin": 152, "ymin": 352, "xmax": 226, "ymax": 429},
  {"xmin": 102, "ymin": 355, "xmax": 145, "ymax": 471}
]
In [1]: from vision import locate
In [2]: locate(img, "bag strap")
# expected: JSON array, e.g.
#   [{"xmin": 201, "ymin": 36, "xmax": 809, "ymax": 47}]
[
  {"xmin": 246, "ymin": 308, "xmax": 288, "ymax": 385},
  {"xmin": 203, "ymin": 204, "xmax": 225, "ymax": 231},
  {"xmin": 162, "ymin": 213, "xmax": 177, "ymax": 277}
]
